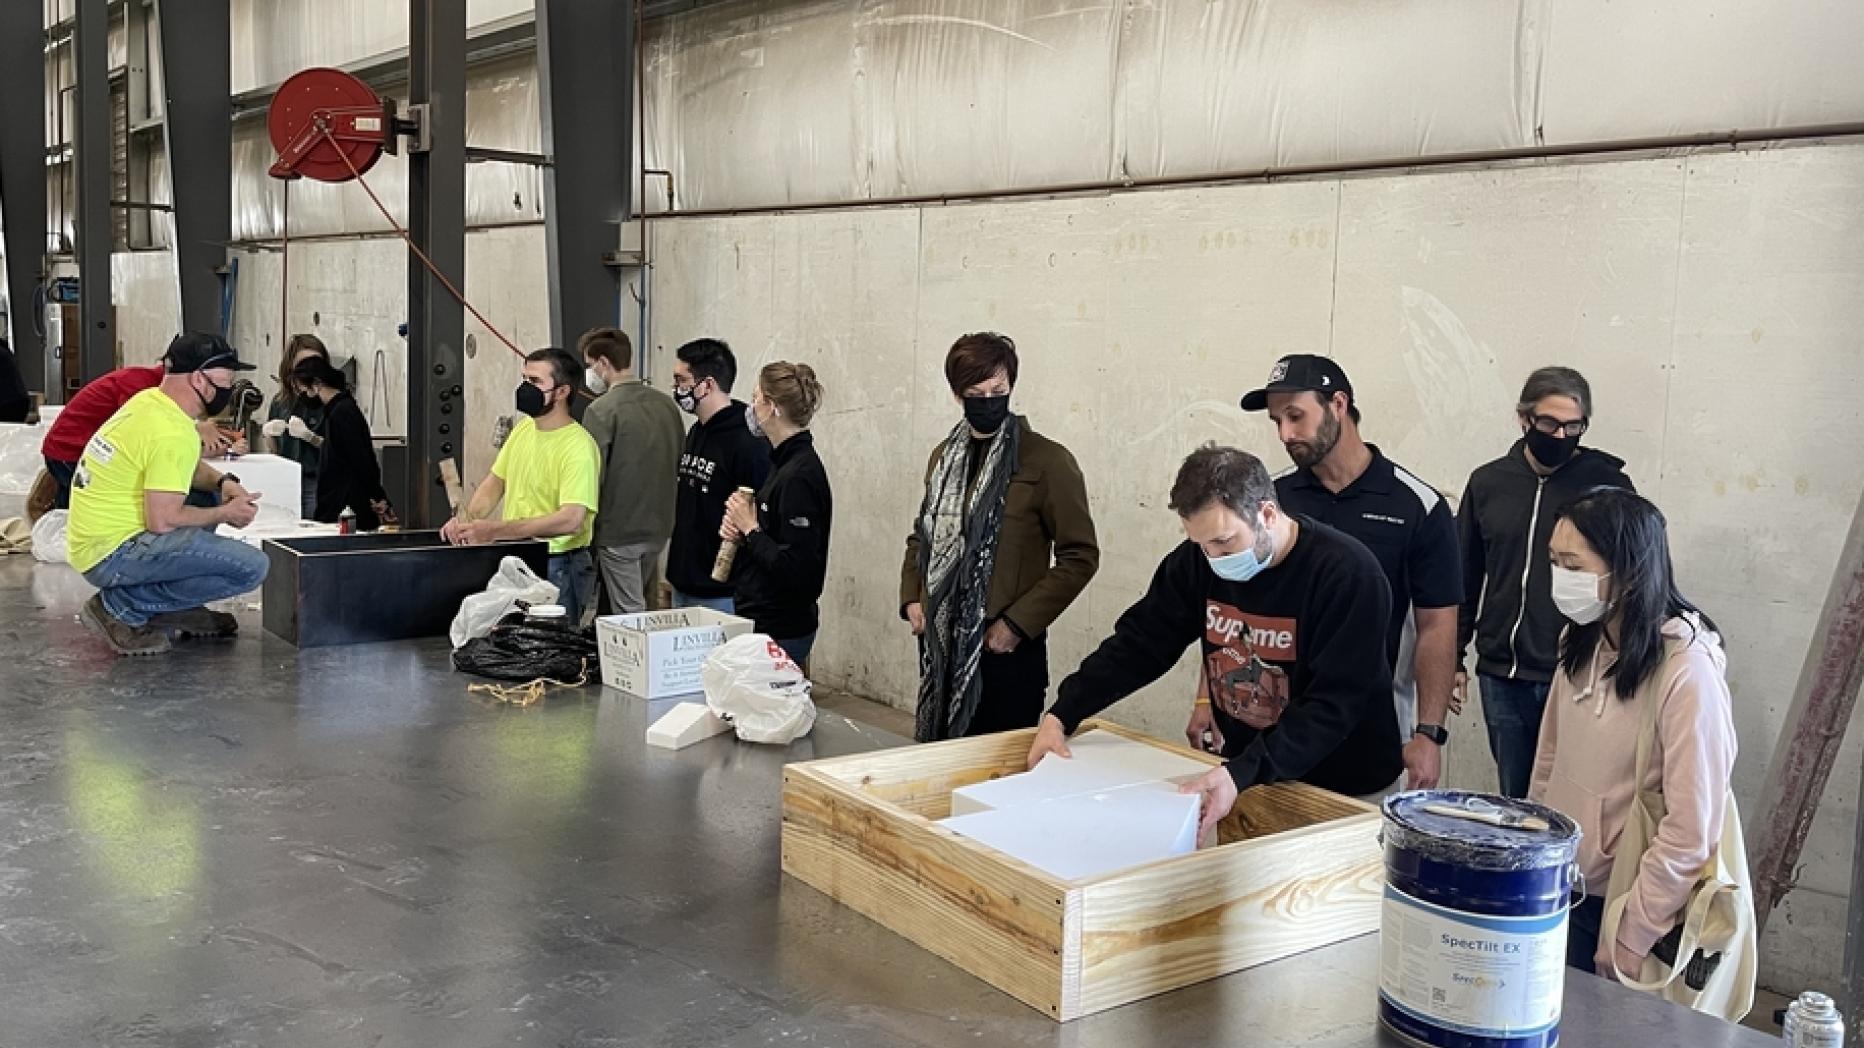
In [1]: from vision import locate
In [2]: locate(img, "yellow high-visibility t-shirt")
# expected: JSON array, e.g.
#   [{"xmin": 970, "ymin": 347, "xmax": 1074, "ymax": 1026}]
[
  {"xmin": 68, "ymin": 388, "xmax": 201, "ymax": 573},
  {"xmin": 490, "ymin": 417, "xmax": 600, "ymax": 554}
]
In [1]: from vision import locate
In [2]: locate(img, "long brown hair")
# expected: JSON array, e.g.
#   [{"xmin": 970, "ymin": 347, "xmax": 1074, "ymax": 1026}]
[{"xmin": 278, "ymin": 333, "xmax": 329, "ymax": 389}]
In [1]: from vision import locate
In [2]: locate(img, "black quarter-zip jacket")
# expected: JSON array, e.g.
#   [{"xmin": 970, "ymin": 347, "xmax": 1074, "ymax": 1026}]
[
  {"xmin": 1455, "ymin": 440, "xmax": 1635, "ymax": 682},
  {"xmin": 733, "ymin": 430, "xmax": 833, "ymax": 640}
]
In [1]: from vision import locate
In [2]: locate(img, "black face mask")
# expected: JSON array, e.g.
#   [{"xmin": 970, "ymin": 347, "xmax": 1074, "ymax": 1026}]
[
  {"xmin": 963, "ymin": 394, "xmax": 1011, "ymax": 435},
  {"xmin": 1524, "ymin": 427, "xmax": 1580, "ymax": 469},
  {"xmin": 516, "ymin": 382, "xmax": 551, "ymax": 418},
  {"xmin": 195, "ymin": 374, "xmax": 233, "ymax": 417}
]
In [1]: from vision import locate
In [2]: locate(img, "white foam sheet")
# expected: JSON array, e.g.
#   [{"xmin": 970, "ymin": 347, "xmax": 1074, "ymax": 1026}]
[
  {"xmin": 941, "ymin": 783, "xmax": 1202, "ymax": 882},
  {"xmin": 949, "ymin": 730, "xmax": 1211, "ymax": 815}
]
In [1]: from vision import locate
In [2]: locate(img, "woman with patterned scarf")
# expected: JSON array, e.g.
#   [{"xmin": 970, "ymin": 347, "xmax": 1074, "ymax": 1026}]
[{"xmin": 901, "ymin": 333, "xmax": 1100, "ymax": 741}]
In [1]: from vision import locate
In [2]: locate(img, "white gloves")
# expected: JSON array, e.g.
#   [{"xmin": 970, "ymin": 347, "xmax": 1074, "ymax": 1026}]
[
  {"xmin": 286, "ymin": 416, "xmax": 316, "ymax": 441},
  {"xmin": 261, "ymin": 418, "xmax": 288, "ymax": 438}
]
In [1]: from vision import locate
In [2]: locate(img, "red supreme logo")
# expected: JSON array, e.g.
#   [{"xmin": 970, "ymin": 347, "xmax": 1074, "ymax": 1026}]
[{"xmin": 1204, "ymin": 602, "xmax": 1297, "ymax": 661}]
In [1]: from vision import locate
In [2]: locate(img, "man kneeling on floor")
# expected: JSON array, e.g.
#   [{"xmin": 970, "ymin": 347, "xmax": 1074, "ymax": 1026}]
[
  {"xmin": 68, "ymin": 333, "xmax": 270, "ymax": 656},
  {"xmin": 1028, "ymin": 443, "xmax": 1401, "ymax": 835}
]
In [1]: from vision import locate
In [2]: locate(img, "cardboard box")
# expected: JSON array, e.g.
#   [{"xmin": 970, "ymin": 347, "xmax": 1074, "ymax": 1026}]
[
  {"xmin": 782, "ymin": 721, "xmax": 1383, "ymax": 1021},
  {"xmin": 597, "ymin": 608, "xmax": 753, "ymax": 698}
]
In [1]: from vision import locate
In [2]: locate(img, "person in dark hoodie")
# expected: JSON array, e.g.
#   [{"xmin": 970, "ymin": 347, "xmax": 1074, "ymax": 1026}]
[
  {"xmin": 720, "ymin": 362, "xmax": 831, "ymax": 666},
  {"xmin": 1029, "ymin": 444, "xmax": 1400, "ymax": 837},
  {"xmin": 668, "ymin": 338, "xmax": 772, "ymax": 613},
  {"xmin": 1456, "ymin": 366, "xmax": 1635, "ymax": 798}
]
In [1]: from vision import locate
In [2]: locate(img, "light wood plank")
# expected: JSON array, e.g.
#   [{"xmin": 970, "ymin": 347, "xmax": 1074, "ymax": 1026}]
[
  {"xmin": 780, "ymin": 764, "xmax": 1076, "ymax": 1018},
  {"xmin": 1074, "ymin": 812, "xmax": 1384, "ymax": 1016}
]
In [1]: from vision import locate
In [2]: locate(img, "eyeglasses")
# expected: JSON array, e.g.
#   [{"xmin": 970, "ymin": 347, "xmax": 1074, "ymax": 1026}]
[{"xmin": 1530, "ymin": 414, "xmax": 1589, "ymax": 438}]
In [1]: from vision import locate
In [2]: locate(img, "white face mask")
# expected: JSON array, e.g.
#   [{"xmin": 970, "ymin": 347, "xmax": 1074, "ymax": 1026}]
[
  {"xmin": 585, "ymin": 366, "xmax": 608, "ymax": 395},
  {"xmin": 1551, "ymin": 565, "xmax": 1612, "ymax": 624}
]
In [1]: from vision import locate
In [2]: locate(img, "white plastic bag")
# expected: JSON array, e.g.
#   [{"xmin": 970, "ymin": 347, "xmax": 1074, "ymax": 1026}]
[
  {"xmin": 701, "ymin": 633, "xmax": 816, "ymax": 744},
  {"xmin": 31, "ymin": 510, "xmax": 68, "ymax": 564},
  {"xmin": 448, "ymin": 555, "xmax": 559, "ymax": 648}
]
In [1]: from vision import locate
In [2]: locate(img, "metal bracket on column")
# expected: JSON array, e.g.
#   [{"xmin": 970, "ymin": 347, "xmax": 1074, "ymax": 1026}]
[{"xmin": 403, "ymin": 0, "xmax": 467, "ymax": 529}]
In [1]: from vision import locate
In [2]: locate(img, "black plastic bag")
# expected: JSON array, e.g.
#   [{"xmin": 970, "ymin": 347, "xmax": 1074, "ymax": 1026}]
[{"xmin": 451, "ymin": 611, "xmax": 599, "ymax": 683}]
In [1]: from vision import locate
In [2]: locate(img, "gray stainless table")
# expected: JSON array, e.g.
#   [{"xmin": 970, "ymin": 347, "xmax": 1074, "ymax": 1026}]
[{"xmin": 0, "ymin": 558, "xmax": 1774, "ymax": 1046}]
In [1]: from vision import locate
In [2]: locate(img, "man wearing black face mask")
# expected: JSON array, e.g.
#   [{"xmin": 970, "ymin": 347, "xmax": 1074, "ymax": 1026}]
[
  {"xmin": 443, "ymin": 347, "xmax": 602, "ymax": 625},
  {"xmin": 68, "ymin": 333, "xmax": 269, "ymax": 656},
  {"xmin": 900, "ymin": 332, "xmax": 1099, "ymax": 740},
  {"xmin": 1455, "ymin": 366, "xmax": 1635, "ymax": 797}
]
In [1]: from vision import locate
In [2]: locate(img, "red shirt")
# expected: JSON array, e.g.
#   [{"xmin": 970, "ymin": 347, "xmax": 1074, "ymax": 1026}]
[{"xmin": 41, "ymin": 365, "xmax": 167, "ymax": 463}]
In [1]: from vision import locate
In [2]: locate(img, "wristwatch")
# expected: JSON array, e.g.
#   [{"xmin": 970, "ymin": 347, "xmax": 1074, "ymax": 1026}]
[
  {"xmin": 1413, "ymin": 723, "xmax": 1449, "ymax": 746},
  {"xmin": 217, "ymin": 472, "xmax": 241, "ymax": 492}
]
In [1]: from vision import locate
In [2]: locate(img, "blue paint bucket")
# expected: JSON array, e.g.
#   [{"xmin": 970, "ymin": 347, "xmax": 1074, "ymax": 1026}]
[{"xmin": 1378, "ymin": 791, "xmax": 1582, "ymax": 1048}]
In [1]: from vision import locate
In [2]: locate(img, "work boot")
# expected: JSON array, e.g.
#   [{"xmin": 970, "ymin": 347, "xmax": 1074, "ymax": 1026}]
[
  {"xmin": 80, "ymin": 595, "xmax": 171, "ymax": 657},
  {"xmin": 149, "ymin": 606, "xmax": 240, "ymax": 639}
]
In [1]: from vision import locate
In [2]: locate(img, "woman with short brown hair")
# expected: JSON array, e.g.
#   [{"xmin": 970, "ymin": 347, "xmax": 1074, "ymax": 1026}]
[{"xmin": 902, "ymin": 332, "xmax": 1099, "ymax": 741}]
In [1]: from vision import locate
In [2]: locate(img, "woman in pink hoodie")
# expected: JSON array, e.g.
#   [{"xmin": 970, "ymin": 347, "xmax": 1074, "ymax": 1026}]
[{"xmin": 1527, "ymin": 487, "xmax": 1737, "ymax": 979}]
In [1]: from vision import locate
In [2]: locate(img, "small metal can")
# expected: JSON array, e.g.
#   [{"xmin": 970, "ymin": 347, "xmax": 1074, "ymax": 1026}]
[
  {"xmin": 1785, "ymin": 991, "xmax": 1844, "ymax": 1047},
  {"xmin": 338, "ymin": 508, "xmax": 356, "ymax": 536}
]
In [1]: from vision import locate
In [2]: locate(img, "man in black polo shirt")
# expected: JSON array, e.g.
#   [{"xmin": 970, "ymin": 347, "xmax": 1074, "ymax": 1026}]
[
  {"xmin": 1207, "ymin": 354, "xmax": 1462, "ymax": 788},
  {"xmin": 1029, "ymin": 444, "xmax": 1399, "ymax": 833}
]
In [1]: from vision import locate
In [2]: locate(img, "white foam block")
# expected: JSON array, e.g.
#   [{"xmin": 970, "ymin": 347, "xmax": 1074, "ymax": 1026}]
[
  {"xmin": 941, "ymin": 783, "xmax": 1202, "ymax": 881},
  {"xmin": 646, "ymin": 701, "xmax": 733, "ymax": 750},
  {"xmin": 949, "ymin": 730, "xmax": 1212, "ymax": 815}
]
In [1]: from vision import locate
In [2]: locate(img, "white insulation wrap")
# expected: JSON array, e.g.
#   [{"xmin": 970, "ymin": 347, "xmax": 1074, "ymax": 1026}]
[{"xmin": 640, "ymin": 0, "xmax": 1864, "ymax": 211}]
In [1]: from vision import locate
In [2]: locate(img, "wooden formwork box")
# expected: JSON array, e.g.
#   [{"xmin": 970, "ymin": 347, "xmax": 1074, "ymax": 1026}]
[{"xmin": 780, "ymin": 720, "xmax": 1384, "ymax": 1021}]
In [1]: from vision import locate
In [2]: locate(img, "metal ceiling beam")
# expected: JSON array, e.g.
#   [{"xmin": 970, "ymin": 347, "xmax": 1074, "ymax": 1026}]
[
  {"xmin": 0, "ymin": 0, "xmax": 47, "ymax": 389},
  {"xmin": 538, "ymin": 0, "xmax": 633, "ymax": 351},
  {"xmin": 155, "ymin": 0, "xmax": 232, "ymax": 336},
  {"xmin": 405, "ymin": 0, "xmax": 468, "ymax": 530},
  {"xmin": 76, "ymin": 0, "xmax": 117, "ymax": 386}
]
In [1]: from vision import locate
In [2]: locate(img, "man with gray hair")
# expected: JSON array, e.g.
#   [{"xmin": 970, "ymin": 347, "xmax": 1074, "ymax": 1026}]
[
  {"xmin": 1029, "ymin": 444, "xmax": 1400, "ymax": 835},
  {"xmin": 1455, "ymin": 366, "xmax": 1635, "ymax": 798}
]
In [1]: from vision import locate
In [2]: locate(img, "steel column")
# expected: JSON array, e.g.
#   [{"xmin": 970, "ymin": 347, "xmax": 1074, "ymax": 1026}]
[
  {"xmin": 75, "ymin": 0, "xmax": 116, "ymax": 383},
  {"xmin": 405, "ymin": 0, "xmax": 468, "ymax": 528},
  {"xmin": 537, "ymin": 0, "xmax": 633, "ymax": 349},
  {"xmin": 0, "ymin": 0, "xmax": 46, "ymax": 389},
  {"xmin": 155, "ymin": 0, "xmax": 232, "ymax": 335}
]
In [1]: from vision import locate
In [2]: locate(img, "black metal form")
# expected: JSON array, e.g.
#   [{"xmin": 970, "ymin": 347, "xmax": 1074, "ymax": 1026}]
[
  {"xmin": 0, "ymin": 0, "xmax": 46, "ymax": 389},
  {"xmin": 261, "ymin": 532, "xmax": 548, "ymax": 647},
  {"xmin": 76, "ymin": 0, "xmax": 116, "ymax": 383},
  {"xmin": 405, "ymin": 0, "xmax": 468, "ymax": 529},
  {"xmin": 155, "ymin": 0, "xmax": 232, "ymax": 336},
  {"xmin": 537, "ymin": 0, "xmax": 633, "ymax": 349}
]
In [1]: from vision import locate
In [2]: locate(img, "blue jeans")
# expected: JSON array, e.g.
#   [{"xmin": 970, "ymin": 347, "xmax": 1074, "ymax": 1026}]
[
  {"xmin": 775, "ymin": 631, "xmax": 816, "ymax": 668},
  {"xmin": 548, "ymin": 548, "xmax": 596, "ymax": 627},
  {"xmin": 672, "ymin": 590, "xmax": 735, "ymax": 615},
  {"xmin": 1481, "ymin": 674, "xmax": 1551, "ymax": 798},
  {"xmin": 82, "ymin": 527, "xmax": 269, "ymax": 628},
  {"xmin": 1567, "ymin": 895, "xmax": 1605, "ymax": 975}
]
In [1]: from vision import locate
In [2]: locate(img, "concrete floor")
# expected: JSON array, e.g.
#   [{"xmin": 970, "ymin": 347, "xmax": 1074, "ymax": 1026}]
[{"xmin": 0, "ymin": 553, "xmax": 1797, "ymax": 1046}]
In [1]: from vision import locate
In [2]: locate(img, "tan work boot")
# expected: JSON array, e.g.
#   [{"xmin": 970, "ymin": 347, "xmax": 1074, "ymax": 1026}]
[
  {"xmin": 80, "ymin": 595, "xmax": 172, "ymax": 656},
  {"xmin": 149, "ymin": 607, "xmax": 240, "ymax": 638}
]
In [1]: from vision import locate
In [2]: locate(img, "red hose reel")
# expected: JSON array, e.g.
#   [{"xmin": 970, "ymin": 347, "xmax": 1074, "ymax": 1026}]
[{"xmin": 266, "ymin": 67, "xmax": 399, "ymax": 182}]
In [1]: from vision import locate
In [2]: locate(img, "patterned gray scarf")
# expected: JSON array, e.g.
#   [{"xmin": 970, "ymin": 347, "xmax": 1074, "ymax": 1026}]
[{"xmin": 913, "ymin": 417, "xmax": 1020, "ymax": 741}]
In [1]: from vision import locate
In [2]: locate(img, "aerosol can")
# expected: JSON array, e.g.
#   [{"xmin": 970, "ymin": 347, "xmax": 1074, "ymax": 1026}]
[{"xmin": 1783, "ymin": 991, "xmax": 1843, "ymax": 1047}]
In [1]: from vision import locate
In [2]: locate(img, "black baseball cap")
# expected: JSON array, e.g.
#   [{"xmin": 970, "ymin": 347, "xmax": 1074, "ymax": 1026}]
[
  {"xmin": 162, "ymin": 331, "xmax": 256, "ymax": 374},
  {"xmin": 1240, "ymin": 354, "xmax": 1352, "ymax": 412}
]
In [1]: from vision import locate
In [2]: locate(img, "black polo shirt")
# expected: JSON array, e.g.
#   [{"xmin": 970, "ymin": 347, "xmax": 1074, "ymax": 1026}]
[{"xmin": 1274, "ymin": 446, "xmax": 1461, "ymax": 661}]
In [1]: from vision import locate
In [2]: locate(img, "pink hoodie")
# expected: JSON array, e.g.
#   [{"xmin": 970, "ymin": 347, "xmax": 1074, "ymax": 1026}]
[{"xmin": 1527, "ymin": 615, "xmax": 1737, "ymax": 961}]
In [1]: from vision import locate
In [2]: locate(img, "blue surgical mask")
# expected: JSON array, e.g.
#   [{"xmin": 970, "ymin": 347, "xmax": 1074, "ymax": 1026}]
[{"xmin": 1207, "ymin": 522, "xmax": 1276, "ymax": 582}]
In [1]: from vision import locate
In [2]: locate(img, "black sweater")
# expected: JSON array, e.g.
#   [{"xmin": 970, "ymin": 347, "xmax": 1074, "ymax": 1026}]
[
  {"xmin": 733, "ymin": 430, "xmax": 833, "ymax": 640},
  {"xmin": 1456, "ymin": 441, "xmax": 1634, "ymax": 682},
  {"xmin": 310, "ymin": 392, "xmax": 388, "ymax": 530},
  {"xmin": 1048, "ymin": 518, "xmax": 1401, "ymax": 795},
  {"xmin": 668, "ymin": 401, "xmax": 773, "ymax": 598}
]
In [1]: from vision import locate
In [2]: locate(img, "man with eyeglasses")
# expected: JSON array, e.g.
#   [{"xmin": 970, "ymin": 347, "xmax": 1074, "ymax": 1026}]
[
  {"xmin": 1455, "ymin": 366, "xmax": 1634, "ymax": 797},
  {"xmin": 665, "ymin": 338, "xmax": 771, "ymax": 613}
]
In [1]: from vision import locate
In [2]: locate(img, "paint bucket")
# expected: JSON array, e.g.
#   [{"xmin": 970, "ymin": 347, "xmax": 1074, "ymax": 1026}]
[{"xmin": 1378, "ymin": 791, "xmax": 1581, "ymax": 1048}]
